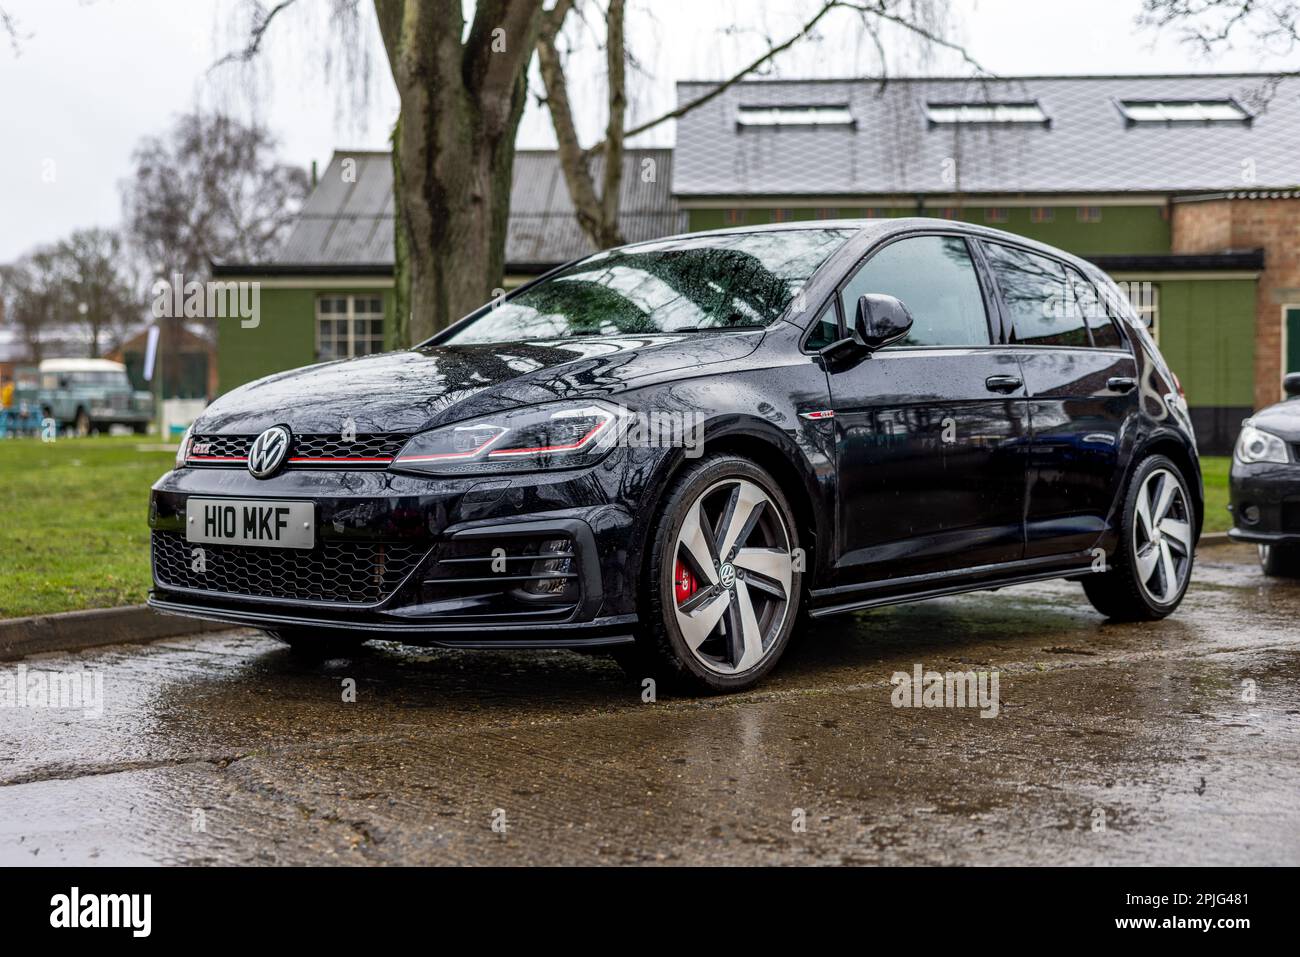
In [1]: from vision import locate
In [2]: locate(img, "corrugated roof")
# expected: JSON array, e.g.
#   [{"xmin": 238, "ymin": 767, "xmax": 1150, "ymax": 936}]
[
  {"xmin": 672, "ymin": 74, "xmax": 1300, "ymax": 197},
  {"xmin": 272, "ymin": 148, "xmax": 685, "ymax": 270}
]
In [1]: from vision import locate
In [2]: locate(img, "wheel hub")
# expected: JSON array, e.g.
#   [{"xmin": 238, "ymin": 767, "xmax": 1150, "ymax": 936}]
[{"xmin": 670, "ymin": 477, "xmax": 794, "ymax": 676}]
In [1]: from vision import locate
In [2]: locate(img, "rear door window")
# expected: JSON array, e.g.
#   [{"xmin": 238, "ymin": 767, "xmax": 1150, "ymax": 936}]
[{"xmin": 984, "ymin": 242, "xmax": 1090, "ymax": 347}]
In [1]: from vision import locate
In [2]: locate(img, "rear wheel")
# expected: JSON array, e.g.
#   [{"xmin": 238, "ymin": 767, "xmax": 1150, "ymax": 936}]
[
  {"xmin": 1259, "ymin": 543, "xmax": 1300, "ymax": 578},
  {"xmin": 631, "ymin": 454, "xmax": 801, "ymax": 695},
  {"xmin": 1082, "ymin": 454, "xmax": 1195, "ymax": 620},
  {"xmin": 267, "ymin": 628, "xmax": 371, "ymax": 660}
]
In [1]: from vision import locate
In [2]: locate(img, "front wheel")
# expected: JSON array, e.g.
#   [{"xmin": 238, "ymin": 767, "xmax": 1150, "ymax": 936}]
[
  {"xmin": 1259, "ymin": 543, "xmax": 1300, "ymax": 578},
  {"xmin": 1082, "ymin": 454, "xmax": 1195, "ymax": 621},
  {"xmin": 631, "ymin": 454, "xmax": 802, "ymax": 695}
]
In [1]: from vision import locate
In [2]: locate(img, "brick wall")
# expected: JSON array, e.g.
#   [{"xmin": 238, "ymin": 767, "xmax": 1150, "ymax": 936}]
[{"xmin": 1172, "ymin": 197, "xmax": 1300, "ymax": 410}]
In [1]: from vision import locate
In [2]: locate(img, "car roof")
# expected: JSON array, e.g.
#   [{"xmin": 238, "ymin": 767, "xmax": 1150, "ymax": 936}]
[
  {"xmin": 38, "ymin": 358, "xmax": 127, "ymax": 373},
  {"xmin": 616, "ymin": 218, "xmax": 1106, "ymax": 276}
]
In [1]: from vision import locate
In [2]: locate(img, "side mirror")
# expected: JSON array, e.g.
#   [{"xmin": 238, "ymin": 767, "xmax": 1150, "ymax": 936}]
[
  {"xmin": 853, "ymin": 294, "xmax": 914, "ymax": 351},
  {"xmin": 1285, "ymin": 372, "xmax": 1300, "ymax": 399}
]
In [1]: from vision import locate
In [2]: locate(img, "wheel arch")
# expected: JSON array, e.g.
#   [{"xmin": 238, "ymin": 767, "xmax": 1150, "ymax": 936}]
[{"xmin": 639, "ymin": 421, "xmax": 827, "ymax": 595}]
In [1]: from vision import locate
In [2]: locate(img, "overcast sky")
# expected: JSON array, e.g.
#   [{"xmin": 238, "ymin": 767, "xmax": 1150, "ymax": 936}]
[{"xmin": 0, "ymin": 0, "xmax": 1294, "ymax": 263}]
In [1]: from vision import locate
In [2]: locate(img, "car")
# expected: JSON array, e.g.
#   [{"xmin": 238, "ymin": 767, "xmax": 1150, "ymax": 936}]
[
  {"xmin": 1227, "ymin": 373, "xmax": 1300, "ymax": 576},
  {"xmin": 32, "ymin": 358, "xmax": 154, "ymax": 435},
  {"xmin": 148, "ymin": 220, "xmax": 1203, "ymax": 694}
]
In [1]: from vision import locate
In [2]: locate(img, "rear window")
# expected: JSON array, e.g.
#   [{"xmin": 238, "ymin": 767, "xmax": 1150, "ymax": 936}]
[{"xmin": 446, "ymin": 228, "xmax": 854, "ymax": 345}]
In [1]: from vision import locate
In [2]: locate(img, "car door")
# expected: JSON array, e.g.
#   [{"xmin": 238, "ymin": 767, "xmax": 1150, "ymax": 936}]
[
  {"xmin": 981, "ymin": 241, "xmax": 1140, "ymax": 559},
  {"xmin": 824, "ymin": 233, "xmax": 1030, "ymax": 583}
]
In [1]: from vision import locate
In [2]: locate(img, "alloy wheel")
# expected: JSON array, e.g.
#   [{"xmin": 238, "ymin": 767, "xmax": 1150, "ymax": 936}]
[
  {"xmin": 670, "ymin": 478, "xmax": 794, "ymax": 676},
  {"xmin": 1132, "ymin": 467, "xmax": 1192, "ymax": 604}
]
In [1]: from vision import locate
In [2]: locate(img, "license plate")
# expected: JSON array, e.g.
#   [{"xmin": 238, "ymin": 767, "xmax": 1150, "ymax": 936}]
[{"xmin": 185, "ymin": 498, "xmax": 315, "ymax": 550}]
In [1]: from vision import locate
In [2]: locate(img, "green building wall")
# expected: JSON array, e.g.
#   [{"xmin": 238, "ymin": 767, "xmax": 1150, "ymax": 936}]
[
  {"xmin": 217, "ymin": 286, "xmax": 394, "ymax": 394},
  {"xmin": 1150, "ymin": 279, "xmax": 1256, "ymax": 409},
  {"xmin": 686, "ymin": 205, "xmax": 1170, "ymax": 256}
]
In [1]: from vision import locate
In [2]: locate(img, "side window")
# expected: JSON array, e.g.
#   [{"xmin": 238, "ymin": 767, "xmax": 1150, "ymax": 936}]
[
  {"xmin": 838, "ymin": 236, "xmax": 991, "ymax": 347},
  {"xmin": 984, "ymin": 242, "xmax": 1090, "ymax": 347},
  {"xmin": 805, "ymin": 301, "xmax": 841, "ymax": 351},
  {"xmin": 1066, "ymin": 267, "xmax": 1123, "ymax": 349}
]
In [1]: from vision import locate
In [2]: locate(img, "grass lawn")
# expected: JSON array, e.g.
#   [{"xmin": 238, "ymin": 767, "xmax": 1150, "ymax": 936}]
[
  {"xmin": 1201, "ymin": 455, "xmax": 1231, "ymax": 534},
  {"xmin": 0, "ymin": 435, "xmax": 174, "ymax": 618},
  {"xmin": 0, "ymin": 436, "xmax": 1236, "ymax": 619}
]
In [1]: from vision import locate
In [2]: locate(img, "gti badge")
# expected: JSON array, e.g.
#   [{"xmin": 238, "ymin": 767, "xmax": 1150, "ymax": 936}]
[{"xmin": 248, "ymin": 426, "xmax": 291, "ymax": 478}]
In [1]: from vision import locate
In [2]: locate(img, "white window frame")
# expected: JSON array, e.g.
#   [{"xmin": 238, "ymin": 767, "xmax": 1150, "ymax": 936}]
[
  {"xmin": 1117, "ymin": 98, "xmax": 1250, "ymax": 125},
  {"xmin": 926, "ymin": 101, "xmax": 1048, "ymax": 125},
  {"xmin": 315, "ymin": 294, "xmax": 385, "ymax": 361}
]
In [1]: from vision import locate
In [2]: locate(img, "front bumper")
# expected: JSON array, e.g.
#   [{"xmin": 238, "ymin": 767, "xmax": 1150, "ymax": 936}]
[
  {"xmin": 1227, "ymin": 459, "xmax": 1300, "ymax": 545},
  {"xmin": 148, "ymin": 455, "xmax": 656, "ymax": 647}
]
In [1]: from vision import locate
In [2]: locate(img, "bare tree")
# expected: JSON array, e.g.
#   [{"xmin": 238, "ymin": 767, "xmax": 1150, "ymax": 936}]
[
  {"xmin": 121, "ymin": 111, "xmax": 310, "ymax": 279},
  {"xmin": 536, "ymin": 0, "xmax": 983, "ymax": 256},
  {"xmin": 0, "ymin": 247, "xmax": 61, "ymax": 362},
  {"xmin": 1, "ymin": 231, "xmax": 137, "ymax": 360},
  {"xmin": 1139, "ymin": 1, "xmax": 1300, "ymax": 58},
  {"xmin": 215, "ymin": 1, "xmax": 982, "ymax": 343},
  {"xmin": 373, "ymin": 1, "xmax": 544, "ymax": 342},
  {"xmin": 56, "ymin": 229, "xmax": 139, "ymax": 358}
]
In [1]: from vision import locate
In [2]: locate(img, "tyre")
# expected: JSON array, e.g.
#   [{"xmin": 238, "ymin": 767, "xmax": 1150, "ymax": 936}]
[
  {"xmin": 631, "ymin": 453, "xmax": 802, "ymax": 695},
  {"xmin": 1082, "ymin": 454, "xmax": 1195, "ymax": 621},
  {"xmin": 1259, "ymin": 543, "xmax": 1300, "ymax": 578},
  {"xmin": 267, "ymin": 627, "xmax": 370, "ymax": 660}
]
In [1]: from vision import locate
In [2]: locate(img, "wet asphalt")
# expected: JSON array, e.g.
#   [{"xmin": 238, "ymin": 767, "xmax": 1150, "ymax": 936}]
[{"xmin": 1, "ymin": 541, "xmax": 1296, "ymax": 866}]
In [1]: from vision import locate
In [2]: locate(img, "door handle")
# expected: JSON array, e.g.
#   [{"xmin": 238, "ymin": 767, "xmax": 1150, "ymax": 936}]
[
  {"xmin": 1107, "ymin": 376, "xmax": 1137, "ymax": 393},
  {"xmin": 984, "ymin": 374, "xmax": 1023, "ymax": 394}
]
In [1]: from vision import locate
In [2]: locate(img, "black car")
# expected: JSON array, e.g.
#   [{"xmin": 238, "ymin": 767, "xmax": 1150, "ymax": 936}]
[
  {"xmin": 1228, "ymin": 373, "xmax": 1300, "ymax": 575},
  {"xmin": 149, "ymin": 220, "xmax": 1202, "ymax": 693}
]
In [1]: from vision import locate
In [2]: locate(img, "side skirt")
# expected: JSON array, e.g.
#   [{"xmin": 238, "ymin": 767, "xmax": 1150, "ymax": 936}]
[{"xmin": 808, "ymin": 552, "xmax": 1097, "ymax": 618}]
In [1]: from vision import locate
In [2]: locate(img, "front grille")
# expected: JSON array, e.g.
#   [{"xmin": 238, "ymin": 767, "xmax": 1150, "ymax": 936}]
[
  {"xmin": 188, "ymin": 433, "xmax": 409, "ymax": 466},
  {"xmin": 1283, "ymin": 501, "xmax": 1300, "ymax": 533},
  {"xmin": 152, "ymin": 530, "xmax": 427, "ymax": 604}
]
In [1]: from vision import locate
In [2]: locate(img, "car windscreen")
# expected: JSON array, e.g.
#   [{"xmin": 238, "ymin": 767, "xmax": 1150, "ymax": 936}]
[{"xmin": 444, "ymin": 228, "xmax": 855, "ymax": 345}]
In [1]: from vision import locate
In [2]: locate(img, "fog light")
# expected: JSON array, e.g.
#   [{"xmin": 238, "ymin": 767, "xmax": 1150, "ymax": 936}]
[
  {"xmin": 526, "ymin": 538, "xmax": 574, "ymax": 597},
  {"xmin": 1242, "ymin": 505, "xmax": 1260, "ymax": 525}
]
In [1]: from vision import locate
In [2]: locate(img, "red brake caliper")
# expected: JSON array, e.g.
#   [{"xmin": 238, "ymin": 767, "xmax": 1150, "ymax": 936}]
[{"xmin": 674, "ymin": 560, "xmax": 698, "ymax": 604}]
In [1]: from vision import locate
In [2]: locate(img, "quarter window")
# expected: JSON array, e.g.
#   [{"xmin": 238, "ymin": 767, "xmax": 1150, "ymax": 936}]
[
  {"xmin": 805, "ymin": 301, "xmax": 841, "ymax": 351},
  {"xmin": 317, "ymin": 295, "xmax": 385, "ymax": 361},
  {"xmin": 839, "ymin": 236, "xmax": 991, "ymax": 347},
  {"xmin": 984, "ymin": 242, "xmax": 1090, "ymax": 347}
]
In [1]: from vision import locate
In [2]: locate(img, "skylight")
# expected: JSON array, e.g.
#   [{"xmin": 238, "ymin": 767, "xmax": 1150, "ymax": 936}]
[
  {"xmin": 1118, "ymin": 99, "xmax": 1250, "ymax": 124},
  {"xmin": 926, "ymin": 102, "xmax": 1049, "ymax": 125},
  {"xmin": 736, "ymin": 105, "xmax": 855, "ymax": 128}
]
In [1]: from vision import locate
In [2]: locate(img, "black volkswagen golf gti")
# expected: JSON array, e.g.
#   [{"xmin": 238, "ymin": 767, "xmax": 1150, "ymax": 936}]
[{"xmin": 150, "ymin": 220, "xmax": 1202, "ymax": 693}]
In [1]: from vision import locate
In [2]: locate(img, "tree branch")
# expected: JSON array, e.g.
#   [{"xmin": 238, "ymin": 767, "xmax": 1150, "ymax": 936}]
[
  {"xmin": 208, "ymin": 0, "xmax": 300, "ymax": 72},
  {"xmin": 585, "ymin": 0, "xmax": 990, "ymax": 154}
]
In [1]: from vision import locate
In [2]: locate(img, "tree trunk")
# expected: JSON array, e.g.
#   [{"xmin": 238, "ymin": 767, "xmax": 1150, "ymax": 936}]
[
  {"xmin": 536, "ymin": 0, "xmax": 626, "ymax": 251},
  {"xmin": 389, "ymin": 116, "xmax": 410, "ymax": 348},
  {"xmin": 377, "ymin": 0, "xmax": 541, "ymax": 344}
]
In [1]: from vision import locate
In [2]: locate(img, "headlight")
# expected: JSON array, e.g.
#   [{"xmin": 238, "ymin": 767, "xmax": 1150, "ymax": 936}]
[
  {"xmin": 175, "ymin": 425, "xmax": 193, "ymax": 469},
  {"xmin": 391, "ymin": 400, "xmax": 628, "ymax": 476},
  {"xmin": 1234, "ymin": 422, "xmax": 1290, "ymax": 465}
]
